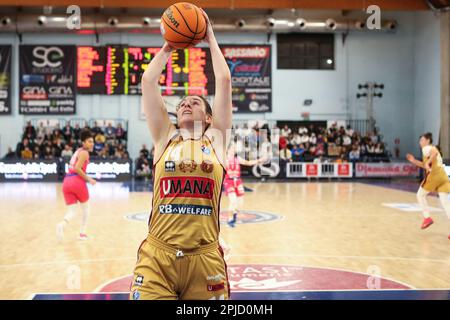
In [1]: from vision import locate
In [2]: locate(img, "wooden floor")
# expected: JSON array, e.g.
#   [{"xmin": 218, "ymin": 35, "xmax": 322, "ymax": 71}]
[{"xmin": 0, "ymin": 181, "xmax": 449, "ymax": 300}]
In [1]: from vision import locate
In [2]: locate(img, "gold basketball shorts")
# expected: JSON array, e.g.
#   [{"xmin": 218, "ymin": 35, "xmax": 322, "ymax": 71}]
[
  {"xmin": 421, "ymin": 171, "xmax": 450, "ymax": 193},
  {"xmin": 129, "ymin": 234, "xmax": 230, "ymax": 300}
]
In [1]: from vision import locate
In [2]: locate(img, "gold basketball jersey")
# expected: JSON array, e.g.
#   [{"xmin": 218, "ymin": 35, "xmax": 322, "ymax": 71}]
[
  {"xmin": 420, "ymin": 145, "xmax": 450, "ymax": 193},
  {"xmin": 148, "ymin": 134, "xmax": 225, "ymax": 249},
  {"xmin": 422, "ymin": 145, "xmax": 445, "ymax": 173}
]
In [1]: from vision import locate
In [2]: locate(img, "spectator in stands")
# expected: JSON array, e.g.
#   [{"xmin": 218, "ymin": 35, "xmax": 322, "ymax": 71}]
[
  {"xmin": 292, "ymin": 144, "xmax": 305, "ymax": 162},
  {"xmin": 53, "ymin": 137, "xmax": 64, "ymax": 158},
  {"xmin": 21, "ymin": 146, "xmax": 33, "ymax": 160},
  {"xmin": 115, "ymin": 123, "xmax": 125, "ymax": 143},
  {"xmin": 308, "ymin": 144, "xmax": 318, "ymax": 158},
  {"xmin": 24, "ymin": 121, "xmax": 36, "ymax": 140},
  {"xmin": 349, "ymin": 145, "xmax": 360, "ymax": 162},
  {"xmin": 63, "ymin": 123, "xmax": 73, "ymax": 142},
  {"xmin": 280, "ymin": 145, "xmax": 292, "ymax": 162},
  {"xmin": 98, "ymin": 145, "xmax": 110, "ymax": 159},
  {"xmin": 33, "ymin": 147, "xmax": 41, "ymax": 159},
  {"xmin": 53, "ymin": 124, "xmax": 63, "ymax": 139},
  {"xmin": 43, "ymin": 146, "xmax": 53, "ymax": 159},
  {"xmin": 300, "ymin": 133, "xmax": 309, "ymax": 144},
  {"xmin": 342, "ymin": 134, "xmax": 352, "ymax": 147},
  {"xmin": 281, "ymin": 125, "xmax": 291, "ymax": 138},
  {"xmin": 15, "ymin": 138, "xmax": 29, "ymax": 158},
  {"xmin": 115, "ymin": 144, "xmax": 125, "ymax": 159},
  {"xmin": 61, "ymin": 144, "xmax": 74, "ymax": 158},
  {"xmin": 367, "ymin": 141, "xmax": 375, "ymax": 156},
  {"xmin": 44, "ymin": 121, "xmax": 53, "ymax": 138},
  {"xmin": 374, "ymin": 142, "xmax": 385, "ymax": 155},
  {"xmin": 291, "ymin": 133, "xmax": 302, "ymax": 146},
  {"xmin": 94, "ymin": 133, "xmax": 106, "ymax": 155},
  {"xmin": 279, "ymin": 135, "xmax": 288, "ymax": 151},
  {"xmin": 35, "ymin": 128, "xmax": 45, "ymax": 146},
  {"xmin": 342, "ymin": 133, "xmax": 352, "ymax": 155},
  {"xmin": 328, "ymin": 122, "xmax": 338, "ymax": 135},
  {"xmin": 298, "ymin": 126, "xmax": 308, "ymax": 135},
  {"xmin": 3, "ymin": 147, "xmax": 16, "ymax": 159},
  {"xmin": 73, "ymin": 123, "xmax": 81, "ymax": 140},
  {"xmin": 91, "ymin": 121, "xmax": 103, "ymax": 135},
  {"xmin": 335, "ymin": 154, "xmax": 347, "ymax": 164},
  {"xmin": 346, "ymin": 125, "xmax": 354, "ymax": 137},
  {"xmin": 316, "ymin": 143, "xmax": 325, "ymax": 156},
  {"xmin": 351, "ymin": 131, "xmax": 360, "ymax": 145},
  {"xmin": 309, "ymin": 132, "xmax": 317, "ymax": 145},
  {"xmin": 105, "ymin": 123, "xmax": 116, "ymax": 140},
  {"xmin": 140, "ymin": 144, "xmax": 150, "ymax": 159},
  {"xmin": 36, "ymin": 122, "xmax": 46, "ymax": 140},
  {"xmin": 136, "ymin": 152, "xmax": 151, "ymax": 180}
]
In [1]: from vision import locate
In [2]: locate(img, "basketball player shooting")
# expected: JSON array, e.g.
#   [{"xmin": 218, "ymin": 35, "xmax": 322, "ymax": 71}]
[
  {"xmin": 406, "ymin": 132, "xmax": 450, "ymax": 239},
  {"xmin": 130, "ymin": 5, "xmax": 232, "ymax": 300}
]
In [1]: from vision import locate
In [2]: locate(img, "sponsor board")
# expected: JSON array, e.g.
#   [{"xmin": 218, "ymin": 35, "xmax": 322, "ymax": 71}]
[
  {"xmin": 19, "ymin": 45, "xmax": 76, "ymax": 115},
  {"xmin": 0, "ymin": 160, "xmax": 59, "ymax": 181},
  {"xmin": 355, "ymin": 163, "xmax": 419, "ymax": 177}
]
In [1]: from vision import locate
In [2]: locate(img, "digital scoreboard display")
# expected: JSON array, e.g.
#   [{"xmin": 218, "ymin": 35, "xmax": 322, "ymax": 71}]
[
  {"xmin": 77, "ymin": 46, "xmax": 106, "ymax": 94},
  {"xmin": 77, "ymin": 46, "xmax": 214, "ymax": 96}
]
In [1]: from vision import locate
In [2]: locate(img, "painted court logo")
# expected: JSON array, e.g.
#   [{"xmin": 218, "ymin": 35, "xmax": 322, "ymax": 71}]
[
  {"xmin": 219, "ymin": 210, "xmax": 281, "ymax": 225},
  {"xmin": 97, "ymin": 264, "xmax": 411, "ymax": 295},
  {"xmin": 126, "ymin": 210, "xmax": 282, "ymax": 225}
]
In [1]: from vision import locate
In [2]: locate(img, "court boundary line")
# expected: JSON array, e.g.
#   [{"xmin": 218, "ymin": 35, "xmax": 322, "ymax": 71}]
[{"xmin": 28, "ymin": 287, "xmax": 450, "ymax": 300}]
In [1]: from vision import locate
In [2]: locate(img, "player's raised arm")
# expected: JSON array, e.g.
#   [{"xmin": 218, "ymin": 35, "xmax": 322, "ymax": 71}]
[
  {"xmin": 201, "ymin": 10, "xmax": 232, "ymax": 138},
  {"xmin": 141, "ymin": 43, "xmax": 176, "ymax": 148}
]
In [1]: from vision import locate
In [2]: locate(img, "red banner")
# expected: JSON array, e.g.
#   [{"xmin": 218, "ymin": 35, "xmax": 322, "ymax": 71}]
[{"xmin": 305, "ymin": 164, "xmax": 318, "ymax": 176}]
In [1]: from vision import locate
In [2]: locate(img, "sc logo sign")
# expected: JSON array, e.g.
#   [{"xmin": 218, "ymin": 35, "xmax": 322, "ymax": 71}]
[
  {"xmin": 252, "ymin": 162, "xmax": 280, "ymax": 178},
  {"xmin": 32, "ymin": 47, "xmax": 64, "ymax": 68}
]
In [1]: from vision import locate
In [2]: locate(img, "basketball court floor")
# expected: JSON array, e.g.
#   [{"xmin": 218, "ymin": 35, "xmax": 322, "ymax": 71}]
[{"xmin": 0, "ymin": 180, "xmax": 449, "ymax": 300}]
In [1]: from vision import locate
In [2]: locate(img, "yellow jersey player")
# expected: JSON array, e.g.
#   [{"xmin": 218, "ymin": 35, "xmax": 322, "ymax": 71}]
[
  {"xmin": 130, "ymin": 10, "xmax": 232, "ymax": 300},
  {"xmin": 406, "ymin": 132, "xmax": 450, "ymax": 238}
]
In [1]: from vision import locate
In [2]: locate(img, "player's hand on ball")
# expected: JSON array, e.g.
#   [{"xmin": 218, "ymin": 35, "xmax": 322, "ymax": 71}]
[
  {"xmin": 406, "ymin": 153, "xmax": 415, "ymax": 162},
  {"xmin": 199, "ymin": 8, "xmax": 214, "ymax": 44}
]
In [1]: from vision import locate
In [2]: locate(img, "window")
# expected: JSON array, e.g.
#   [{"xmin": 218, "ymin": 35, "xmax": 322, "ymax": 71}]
[{"xmin": 277, "ymin": 33, "xmax": 335, "ymax": 70}]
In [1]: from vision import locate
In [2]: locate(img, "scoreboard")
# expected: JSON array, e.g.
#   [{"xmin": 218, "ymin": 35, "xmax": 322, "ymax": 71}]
[{"xmin": 77, "ymin": 46, "xmax": 214, "ymax": 96}]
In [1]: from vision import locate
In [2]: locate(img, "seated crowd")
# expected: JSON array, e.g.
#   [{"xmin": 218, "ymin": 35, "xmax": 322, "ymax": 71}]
[
  {"xmin": 5, "ymin": 120, "xmax": 129, "ymax": 161},
  {"xmin": 234, "ymin": 122, "xmax": 390, "ymax": 163},
  {"xmin": 135, "ymin": 144, "xmax": 154, "ymax": 181}
]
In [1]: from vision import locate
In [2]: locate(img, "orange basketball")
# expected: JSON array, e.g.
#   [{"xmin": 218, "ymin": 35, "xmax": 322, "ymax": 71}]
[{"xmin": 160, "ymin": 2, "xmax": 207, "ymax": 49}]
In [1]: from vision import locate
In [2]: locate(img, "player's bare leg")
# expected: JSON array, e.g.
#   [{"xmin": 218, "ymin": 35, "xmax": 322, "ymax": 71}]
[
  {"xmin": 227, "ymin": 192, "xmax": 238, "ymax": 228},
  {"xmin": 417, "ymin": 187, "xmax": 433, "ymax": 229},
  {"xmin": 78, "ymin": 202, "xmax": 90, "ymax": 240},
  {"xmin": 56, "ymin": 204, "xmax": 77, "ymax": 241}
]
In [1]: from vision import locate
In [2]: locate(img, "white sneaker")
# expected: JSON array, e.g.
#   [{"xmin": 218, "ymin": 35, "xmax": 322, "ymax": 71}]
[
  {"xmin": 78, "ymin": 233, "xmax": 88, "ymax": 240},
  {"xmin": 56, "ymin": 222, "xmax": 65, "ymax": 241}
]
